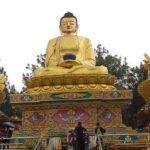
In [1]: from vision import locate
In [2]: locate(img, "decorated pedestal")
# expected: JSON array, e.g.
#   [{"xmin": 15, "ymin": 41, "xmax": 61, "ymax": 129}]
[{"xmin": 10, "ymin": 72, "xmax": 135, "ymax": 145}]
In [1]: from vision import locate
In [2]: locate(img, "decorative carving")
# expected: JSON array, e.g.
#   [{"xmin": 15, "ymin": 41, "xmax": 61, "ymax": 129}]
[
  {"xmin": 25, "ymin": 84, "xmax": 117, "ymax": 95},
  {"xmin": 10, "ymin": 90, "xmax": 132, "ymax": 104},
  {"xmin": 28, "ymin": 112, "xmax": 44, "ymax": 125},
  {"xmin": 100, "ymin": 108, "xmax": 116, "ymax": 123},
  {"xmin": 26, "ymin": 74, "xmax": 116, "ymax": 89},
  {"xmin": 52, "ymin": 109, "xmax": 89, "ymax": 125}
]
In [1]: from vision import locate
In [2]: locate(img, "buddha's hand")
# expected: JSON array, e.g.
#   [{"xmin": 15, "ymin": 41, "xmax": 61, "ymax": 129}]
[{"xmin": 58, "ymin": 60, "xmax": 81, "ymax": 68}]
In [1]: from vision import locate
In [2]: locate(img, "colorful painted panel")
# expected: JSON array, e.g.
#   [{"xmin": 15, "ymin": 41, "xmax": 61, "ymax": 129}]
[
  {"xmin": 21, "ymin": 103, "xmax": 125, "ymax": 137},
  {"xmin": 100, "ymin": 109, "xmax": 116, "ymax": 123},
  {"xmin": 51, "ymin": 92, "xmax": 92, "ymax": 100},
  {"xmin": 28, "ymin": 112, "xmax": 44, "ymax": 125},
  {"xmin": 52, "ymin": 109, "xmax": 90, "ymax": 124},
  {"xmin": 11, "ymin": 90, "xmax": 133, "ymax": 103}
]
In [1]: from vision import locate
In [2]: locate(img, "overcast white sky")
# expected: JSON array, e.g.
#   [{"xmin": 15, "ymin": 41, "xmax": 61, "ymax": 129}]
[{"xmin": 0, "ymin": 0, "xmax": 150, "ymax": 92}]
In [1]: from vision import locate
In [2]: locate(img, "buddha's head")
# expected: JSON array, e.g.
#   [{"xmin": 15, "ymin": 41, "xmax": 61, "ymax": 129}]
[{"xmin": 60, "ymin": 12, "xmax": 78, "ymax": 34}]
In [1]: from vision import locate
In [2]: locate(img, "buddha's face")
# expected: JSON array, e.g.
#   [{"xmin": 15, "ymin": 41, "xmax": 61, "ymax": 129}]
[{"xmin": 60, "ymin": 17, "xmax": 78, "ymax": 34}]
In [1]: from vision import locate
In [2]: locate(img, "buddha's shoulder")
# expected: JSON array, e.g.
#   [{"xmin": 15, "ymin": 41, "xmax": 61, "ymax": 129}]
[
  {"xmin": 77, "ymin": 36, "xmax": 91, "ymax": 42},
  {"xmin": 47, "ymin": 36, "xmax": 91, "ymax": 44},
  {"xmin": 47, "ymin": 37, "xmax": 60, "ymax": 45}
]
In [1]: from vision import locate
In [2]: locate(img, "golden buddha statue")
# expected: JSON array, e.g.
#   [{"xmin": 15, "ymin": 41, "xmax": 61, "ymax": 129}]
[
  {"xmin": 26, "ymin": 12, "xmax": 116, "ymax": 94},
  {"xmin": 0, "ymin": 74, "xmax": 5, "ymax": 102},
  {"xmin": 34, "ymin": 12, "xmax": 108, "ymax": 76},
  {"xmin": 143, "ymin": 53, "xmax": 150, "ymax": 78},
  {"xmin": 138, "ymin": 53, "xmax": 150, "ymax": 102}
]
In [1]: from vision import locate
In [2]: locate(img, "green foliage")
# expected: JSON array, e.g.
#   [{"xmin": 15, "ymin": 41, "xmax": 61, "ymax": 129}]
[
  {"xmin": 0, "ymin": 88, "xmax": 21, "ymax": 118},
  {"xmin": 0, "ymin": 66, "xmax": 21, "ymax": 117},
  {"xmin": 22, "ymin": 54, "xmax": 45, "ymax": 92},
  {"xmin": 95, "ymin": 44, "xmax": 147, "ymax": 89},
  {"xmin": 0, "ymin": 93, "xmax": 14, "ymax": 116},
  {"xmin": 128, "ymin": 64, "xmax": 147, "ymax": 89},
  {"xmin": 0, "ymin": 67, "xmax": 18, "ymax": 94}
]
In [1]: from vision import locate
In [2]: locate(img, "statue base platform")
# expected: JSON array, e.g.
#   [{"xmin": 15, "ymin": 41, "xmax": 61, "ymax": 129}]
[{"xmin": 25, "ymin": 73, "xmax": 117, "ymax": 94}]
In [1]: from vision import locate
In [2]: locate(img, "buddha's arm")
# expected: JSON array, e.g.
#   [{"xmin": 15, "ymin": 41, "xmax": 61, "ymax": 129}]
[
  {"xmin": 45, "ymin": 39, "xmax": 58, "ymax": 67},
  {"xmin": 82, "ymin": 38, "xmax": 96, "ymax": 66}
]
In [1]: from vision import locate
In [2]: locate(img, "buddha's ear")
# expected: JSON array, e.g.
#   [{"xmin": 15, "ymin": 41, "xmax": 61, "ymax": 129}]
[
  {"xmin": 76, "ymin": 25, "xmax": 79, "ymax": 32},
  {"xmin": 59, "ymin": 25, "xmax": 62, "ymax": 32}
]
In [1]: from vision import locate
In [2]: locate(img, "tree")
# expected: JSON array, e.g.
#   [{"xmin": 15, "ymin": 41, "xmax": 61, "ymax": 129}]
[
  {"xmin": 95, "ymin": 44, "xmax": 130, "ymax": 89},
  {"xmin": 22, "ymin": 54, "xmax": 45, "ymax": 92},
  {"xmin": 0, "ymin": 67, "xmax": 18, "ymax": 94},
  {"xmin": 95, "ymin": 44, "xmax": 147, "ymax": 89},
  {"xmin": 127, "ymin": 64, "xmax": 147, "ymax": 89},
  {"xmin": 0, "ymin": 66, "xmax": 20, "ymax": 117}
]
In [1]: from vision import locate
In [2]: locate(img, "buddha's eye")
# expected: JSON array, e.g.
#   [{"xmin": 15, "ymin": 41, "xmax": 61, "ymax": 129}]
[{"xmin": 70, "ymin": 23, "xmax": 75, "ymax": 25}]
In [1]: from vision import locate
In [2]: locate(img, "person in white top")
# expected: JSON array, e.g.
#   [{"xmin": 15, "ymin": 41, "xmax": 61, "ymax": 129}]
[{"xmin": 95, "ymin": 122, "xmax": 106, "ymax": 150}]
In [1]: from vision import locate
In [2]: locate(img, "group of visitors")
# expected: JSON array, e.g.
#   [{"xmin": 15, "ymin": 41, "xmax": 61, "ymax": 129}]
[
  {"xmin": 0, "ymin": 126, "xmax": 13, "ymax": 149},
  {"xmin": 67, "ymin": 122, "xmax": 105, "ymax": 150}
]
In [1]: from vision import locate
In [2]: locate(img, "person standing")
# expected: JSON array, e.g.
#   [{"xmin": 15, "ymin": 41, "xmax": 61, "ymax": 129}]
[
  {"xmin": 67, "ymin": 129, "xmax": 77, "ymax": 150},
  {"xmin": 95, "ymin": 122, "xmax": 106, "ymax": 150},
  {"xmin": 83, "ymin": 129, "xmax": 90, "ymax": 150},
  {"xmin": 3, "ymin": 127, "xmax": 14, "ymax": 149},
  {"xmin": 74, "ymin": 122, "xmax": 86, "ymax": 150},
  {"xmin": 0, "ymin": 126, "xmax": 5, "ymax": 149}
]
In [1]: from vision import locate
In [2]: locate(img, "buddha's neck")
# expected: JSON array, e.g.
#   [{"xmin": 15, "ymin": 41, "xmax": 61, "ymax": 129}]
[{"xmin": 63, "ymin": 33, "xmax": 75, "ymax": 36}]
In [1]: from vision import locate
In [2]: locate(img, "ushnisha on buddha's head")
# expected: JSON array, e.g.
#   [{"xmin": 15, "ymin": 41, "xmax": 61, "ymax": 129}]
[{"xmin": 59, "ymin": 12, "xmax": 79, "ymax": 35}]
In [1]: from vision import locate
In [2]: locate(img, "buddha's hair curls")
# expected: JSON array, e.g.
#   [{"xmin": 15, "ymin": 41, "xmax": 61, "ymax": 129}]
[{"xmin": 60, "ymin": 12, "xmax": 78, "ymax": 25}]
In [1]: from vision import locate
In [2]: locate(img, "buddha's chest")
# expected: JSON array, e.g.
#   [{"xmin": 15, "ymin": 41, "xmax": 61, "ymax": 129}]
[{"xmin": 56, "ymin": 36, "xmax": 80, "ymax": 55}]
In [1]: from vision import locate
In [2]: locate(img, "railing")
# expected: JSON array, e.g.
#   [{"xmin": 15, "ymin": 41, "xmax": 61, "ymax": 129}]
[{"xmin": 0, "ymin": 133, "xmax": 149, "ymax": 149}]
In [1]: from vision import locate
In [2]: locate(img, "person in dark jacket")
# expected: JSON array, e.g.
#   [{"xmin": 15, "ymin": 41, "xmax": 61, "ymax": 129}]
[
  {"xmin": 74, "ymin": 122, "xmax": 86, "ymax": 150},
  {"xmin": 3, "ymin": 127, "xmax": 14, "ymax": 149}
]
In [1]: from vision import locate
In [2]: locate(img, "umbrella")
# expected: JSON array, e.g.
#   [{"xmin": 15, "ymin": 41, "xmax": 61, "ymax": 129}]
[{"xmin": 3, "ymin": 122, "xmax": 16, "ymax": 128}]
